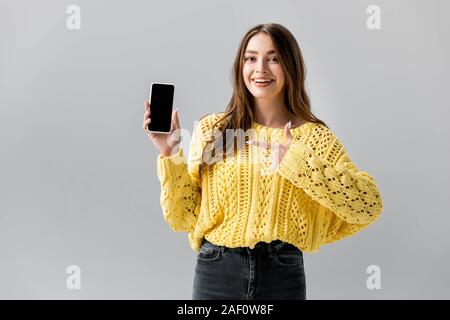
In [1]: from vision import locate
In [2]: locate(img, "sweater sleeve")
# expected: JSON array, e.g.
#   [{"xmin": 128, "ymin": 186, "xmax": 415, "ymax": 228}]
[
  {"xmin": 156, "ymin": 118, "xmax": 207, "ymax": 233},
  {"xmin": 276, "ymin": 124, "xmax": 383, "ymax": 225}
]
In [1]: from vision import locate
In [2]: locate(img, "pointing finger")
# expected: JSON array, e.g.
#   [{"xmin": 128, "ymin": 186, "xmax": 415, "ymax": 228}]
[{"xmin": 284, "ymin": 121, "xmax": 293, "ymax": 143}]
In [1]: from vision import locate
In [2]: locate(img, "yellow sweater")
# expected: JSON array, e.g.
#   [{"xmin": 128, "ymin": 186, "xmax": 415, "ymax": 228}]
[{"xmin": 156, "ymin": 113, "xmax": 383, "ymax": 253}]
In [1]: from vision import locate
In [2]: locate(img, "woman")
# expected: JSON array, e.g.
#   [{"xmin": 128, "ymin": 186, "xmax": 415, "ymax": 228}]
[{"xmin": 143, "ymin": 23, "xmax": 383, "ymax": 300}]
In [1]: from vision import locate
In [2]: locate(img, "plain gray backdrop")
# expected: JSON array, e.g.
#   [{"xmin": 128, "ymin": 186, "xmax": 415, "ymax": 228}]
[{"xmin": 1, "ymin": 0, "xmax": 449, "ymax": 299}]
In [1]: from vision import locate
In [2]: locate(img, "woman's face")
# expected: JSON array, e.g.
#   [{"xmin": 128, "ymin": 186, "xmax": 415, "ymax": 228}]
[{"xmin": 242, "ymin": 33, "xmax": 285, "ymax": 101}]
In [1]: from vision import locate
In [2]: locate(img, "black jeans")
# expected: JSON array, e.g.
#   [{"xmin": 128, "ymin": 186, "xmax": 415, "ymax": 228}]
[{"xmin": 192, "ymin": 238, "xmax": 306, "ymax": 300}]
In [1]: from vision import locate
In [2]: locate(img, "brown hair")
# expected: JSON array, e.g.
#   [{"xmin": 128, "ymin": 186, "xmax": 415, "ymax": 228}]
[{"xmin": 197, "ymin": 22, "xmax": 328, "ymax": 173}]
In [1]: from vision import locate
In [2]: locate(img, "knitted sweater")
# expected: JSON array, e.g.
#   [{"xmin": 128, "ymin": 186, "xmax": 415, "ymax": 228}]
[{"xmin": 156, "ymin": 112, "xmax": 383, "ymax": 253}]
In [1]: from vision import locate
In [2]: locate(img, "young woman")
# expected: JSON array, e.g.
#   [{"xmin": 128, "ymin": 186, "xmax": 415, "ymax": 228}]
[{"xmin": 143, "ymin": 23, "xmax": 383, "ymax": 300}]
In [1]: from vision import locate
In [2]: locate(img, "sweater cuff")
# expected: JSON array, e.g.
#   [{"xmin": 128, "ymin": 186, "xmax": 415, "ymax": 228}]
[
  {"xmin": 157, "ymin": 148, "xmax": 187, "ymax": 182},
  {"xmin": 276, "ymin": 138, "xmax": 313, "ymax": 181}
]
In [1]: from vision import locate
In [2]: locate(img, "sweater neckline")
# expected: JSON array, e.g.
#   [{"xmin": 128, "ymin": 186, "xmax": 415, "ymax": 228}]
[{"xmin": 251, "ymin": 120, "xmax": 313, "ymax": 133}]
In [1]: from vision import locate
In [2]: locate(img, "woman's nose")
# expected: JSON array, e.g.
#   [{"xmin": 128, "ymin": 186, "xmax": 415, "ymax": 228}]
[{"xmin": 255, "ymin": 59, "xmax": 268, "ymax": 73}]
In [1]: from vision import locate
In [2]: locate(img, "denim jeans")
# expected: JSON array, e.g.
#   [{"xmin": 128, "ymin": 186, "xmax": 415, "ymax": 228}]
[{"xmin": 192, "ymin": 238, "xmax": 306, "ymax": 300}]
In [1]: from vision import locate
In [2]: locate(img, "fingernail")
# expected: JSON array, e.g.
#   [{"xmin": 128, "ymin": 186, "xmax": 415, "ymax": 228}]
[
  {"xmin": 175, "ymin": 108, "xmax": 178, "ymax": 113},
  {"xmin": 288, "ymin": 121, "xmax": 291, "ymax": 129}
]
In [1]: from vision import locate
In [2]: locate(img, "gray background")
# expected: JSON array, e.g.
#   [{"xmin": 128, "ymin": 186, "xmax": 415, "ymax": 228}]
[{"xmin": 1, "ymin": 0, "xmax": 449, "ymax": 299}]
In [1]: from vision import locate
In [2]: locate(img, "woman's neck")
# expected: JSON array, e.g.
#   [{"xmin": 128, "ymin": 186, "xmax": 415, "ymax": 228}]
[{"xmin": 253, "ymin": 106, "xmax": 304, "ymax": 128}]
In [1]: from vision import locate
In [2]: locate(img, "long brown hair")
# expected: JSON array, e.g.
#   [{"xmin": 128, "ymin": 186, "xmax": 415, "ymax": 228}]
[{"xmin": 197, "ymin": 23, "xmax": 327, "ymax": 173}]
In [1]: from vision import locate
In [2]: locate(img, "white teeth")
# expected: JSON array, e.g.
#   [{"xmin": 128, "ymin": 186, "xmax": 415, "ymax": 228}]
[{"xmin": 253, "ymin": 79, "xmax": 273, "ymax": 83}]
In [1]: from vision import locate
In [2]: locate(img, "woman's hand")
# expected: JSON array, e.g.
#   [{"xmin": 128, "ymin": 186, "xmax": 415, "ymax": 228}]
[
  {"xmin": 246, "ymin": 121, "xmax": 293, "ymax": 172},
  {"xmin": 143, "ymin": 100, "xmax": 181, "ymax": 157}
]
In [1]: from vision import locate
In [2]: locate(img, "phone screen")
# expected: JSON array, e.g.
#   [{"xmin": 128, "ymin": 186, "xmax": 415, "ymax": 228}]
[{"xmin": 148, "ymin": 82, "xmax": 175, "ymax": 133}]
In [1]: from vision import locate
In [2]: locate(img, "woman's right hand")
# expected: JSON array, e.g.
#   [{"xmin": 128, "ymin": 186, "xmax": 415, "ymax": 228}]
[{"xmin": 143, "ymin": 100, "xmax": 181, "ymax": 157}]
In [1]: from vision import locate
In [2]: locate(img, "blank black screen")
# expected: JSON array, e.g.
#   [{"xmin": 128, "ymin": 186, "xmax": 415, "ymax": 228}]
[{"xmin": 148, "ymin": 83, "xmax": 174, "ymax": 133}]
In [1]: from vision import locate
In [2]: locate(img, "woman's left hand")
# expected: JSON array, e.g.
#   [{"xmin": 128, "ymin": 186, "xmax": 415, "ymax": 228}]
[{"xmin": 246, "ymin": 121, "xmax": 293, "ymax": 172}]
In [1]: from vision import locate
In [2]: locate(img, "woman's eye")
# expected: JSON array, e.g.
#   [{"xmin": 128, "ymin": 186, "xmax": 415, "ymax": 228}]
[{"xmin": 244, "ymin": 57, "xmax": 278, "ymax": 62}]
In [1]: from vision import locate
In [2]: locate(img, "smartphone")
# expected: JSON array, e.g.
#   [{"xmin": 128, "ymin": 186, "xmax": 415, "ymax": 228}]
[{"xmin": 147, "ymin": 82, "xmax": 175, "ymax": 134}]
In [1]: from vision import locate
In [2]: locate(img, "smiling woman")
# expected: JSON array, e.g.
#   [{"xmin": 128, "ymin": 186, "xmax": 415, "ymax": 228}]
[{"xmin": 151, "ymin": 22, "xmax": 384, "ymax": 301}]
